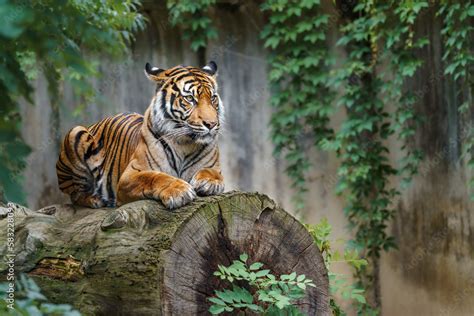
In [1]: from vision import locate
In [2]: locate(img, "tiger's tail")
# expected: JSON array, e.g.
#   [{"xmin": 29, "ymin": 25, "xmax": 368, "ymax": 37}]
[{"xmin": 56, "ymin": 126, "xmax": 105, "ymax": 208}]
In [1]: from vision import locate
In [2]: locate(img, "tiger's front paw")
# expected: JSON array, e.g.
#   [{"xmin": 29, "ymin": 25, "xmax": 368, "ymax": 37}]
[
  {"xmin": 191, "ymin": 169, "xmax": 224, "ymax": 196},
  {"xmin": 160, "ymin": 179, "xmax": 196, "ymax": 209}
]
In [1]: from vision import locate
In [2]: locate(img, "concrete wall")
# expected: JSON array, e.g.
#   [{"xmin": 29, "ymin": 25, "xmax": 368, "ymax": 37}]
[
  {"xmin": 381, "ymin": 6, "xmax": 474, "ymax": 315},
  {"xmin": 19, "ymin": 2, "xmax": 473, "ymax": 315}
]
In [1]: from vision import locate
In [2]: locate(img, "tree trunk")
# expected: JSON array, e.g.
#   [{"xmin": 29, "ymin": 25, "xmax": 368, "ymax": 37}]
[{"xmin": 0, "ymin": 191, "xmax": 329, "ymax": 315}]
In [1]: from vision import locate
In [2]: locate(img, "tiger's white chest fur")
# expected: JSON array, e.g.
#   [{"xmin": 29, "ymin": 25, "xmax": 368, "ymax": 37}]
[{"xmin": 142, "ymin": 126, "xmax": 219, "ymax": 182}]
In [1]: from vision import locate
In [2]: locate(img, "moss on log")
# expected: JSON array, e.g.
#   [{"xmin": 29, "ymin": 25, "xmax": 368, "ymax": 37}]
[{"xmin": 0, "ymin": 192, "xmax": 329, "ymax": 315}]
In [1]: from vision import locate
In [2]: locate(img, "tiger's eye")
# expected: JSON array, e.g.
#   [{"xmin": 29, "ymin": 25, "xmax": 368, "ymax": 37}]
[{"xmin": 185, "ymin": 95, "xmax": 194, "ymax": 103}]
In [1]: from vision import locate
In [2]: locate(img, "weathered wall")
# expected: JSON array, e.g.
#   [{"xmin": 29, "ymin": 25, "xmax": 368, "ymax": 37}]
[
  {"xmin": 381, "ymin": 5, "xmax": 474, "ymax": 316},
  {"xmin": 18, "ymin": 1, "xmax": 473, "ymax": 315}
]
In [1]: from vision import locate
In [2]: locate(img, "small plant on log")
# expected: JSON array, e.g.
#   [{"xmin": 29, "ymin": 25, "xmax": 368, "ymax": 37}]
[{"xmin": 208, "ymin": 253, "xmax": 315, "ymax": 315}]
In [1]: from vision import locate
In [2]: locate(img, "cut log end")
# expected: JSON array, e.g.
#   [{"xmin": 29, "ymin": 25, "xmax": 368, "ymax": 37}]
[
  {"xmin": 162, "ymin": 193, "xmax": 329, "ymax": 315},
  {"xmin": 0, "ymin": 191, "xmax": 329, "ymax": 315}
]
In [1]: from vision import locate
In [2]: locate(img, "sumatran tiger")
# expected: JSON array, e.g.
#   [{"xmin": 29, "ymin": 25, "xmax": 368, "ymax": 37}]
[{"xmin": 56, "ymin": 61, "xmax": 224, "ymax": 209}]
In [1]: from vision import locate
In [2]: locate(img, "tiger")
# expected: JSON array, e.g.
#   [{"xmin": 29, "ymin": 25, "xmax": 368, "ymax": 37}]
[{"xmin": 56, "ymin": 61, "xmax": 224, "ymax": 209}]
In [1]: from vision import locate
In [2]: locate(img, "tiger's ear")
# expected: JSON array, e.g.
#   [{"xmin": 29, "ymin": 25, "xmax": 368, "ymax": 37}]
[
  {"xmin": 202, "ymin": 61, "xmax": 217, "ymax": 76},
  {"xmin": 144, "ymin": 62, "xmax": 166, "ymax": 83}
]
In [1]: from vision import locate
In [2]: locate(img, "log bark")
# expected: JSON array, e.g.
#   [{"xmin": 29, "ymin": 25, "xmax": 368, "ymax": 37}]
[
  {"xmin": 0, "ymin": 189, "xmax": 5, "ymax": 206},
  {"xmin": 0, "ymin": 191, "xmax": 329, "ymax": 315}
]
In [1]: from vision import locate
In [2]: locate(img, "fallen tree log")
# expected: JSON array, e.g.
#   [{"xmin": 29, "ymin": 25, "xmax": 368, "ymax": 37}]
[{"xmin": 0, "ymin": 191, "xmax": 329, "ymax": 315}]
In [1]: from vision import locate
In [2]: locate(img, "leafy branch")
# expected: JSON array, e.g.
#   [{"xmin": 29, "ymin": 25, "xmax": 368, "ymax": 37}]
[
  {"xmin": 208, "ymin": 253, "xmax": 315, "ymax": 315},
  {"xmin": 306, "ymin": 218, "xmax": 371, "ymax": 315}
]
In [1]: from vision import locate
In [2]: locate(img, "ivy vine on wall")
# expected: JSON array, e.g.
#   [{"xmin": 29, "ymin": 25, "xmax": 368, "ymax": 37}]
[
  {"xmin": 166, "ymin": 0, "xmax": 218, "ymax": 64},
  {"xmin": 259, "ymin": 0, "xmax": 472, "ymax": 312},
  {"xmin": 321, "ymin": 1, "xmax": 430, "ymax": 311},
  {"xmin": 438, "ymin": 1, "xmax": 474, "ymax": 199},
  {"xmin": 260, "ymin": 0, "xmax": 334, "ymax": 212}
]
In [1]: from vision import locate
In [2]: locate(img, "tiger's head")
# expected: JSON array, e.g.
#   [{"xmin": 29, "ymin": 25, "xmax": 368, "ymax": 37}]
[{"xmin": 145, "ymin": 61, "xmax": 223, "ymax": 144}]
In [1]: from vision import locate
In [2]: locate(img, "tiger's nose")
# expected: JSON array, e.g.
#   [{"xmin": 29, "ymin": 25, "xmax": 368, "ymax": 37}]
[{"xmin": 203, "ymin": 120, "xmax": 217, "ymax": 130}]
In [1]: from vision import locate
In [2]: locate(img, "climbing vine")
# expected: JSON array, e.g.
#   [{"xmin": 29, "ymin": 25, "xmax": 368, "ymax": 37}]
[
  {"xmin": 323, "ymin": 1, "xmax": 430, "ymax": 311},
  {"xmin": 260, "ymin": 0, "xmax": 334, "ymax": 212},
  {"xmin": 323, "ymin": 3, "xmax": 395, "ymax": 312},
  {"xmin": 386, "ymin": 1, "xmax": 428, "ymax": 187},
  {"xmin": 166, "ymin": 0, "xmax": 217, "ymax": 63},
  {"xmin": 437, "ymin": 1, "xmax": 474, "ymax": 198},
  {"xmin": 259, "ymin": 0, "xmax": 462, "ymax": 312}
]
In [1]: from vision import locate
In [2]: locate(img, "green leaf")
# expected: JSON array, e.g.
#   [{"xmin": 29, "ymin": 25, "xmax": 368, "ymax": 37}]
[
  {"xmin": 255, "ymin": 269, "xmax": 271, "ymax": 277},
  {"xmin": 216, "ymin": 290, "xmax": 235, "ymax": 304},
  {"xmin": 208, "ymin": 297, "xmax": 226, "ymax": 306},
  {"xmin": 233, "ymin": 285, "xmax": 254, "ymax": 304},
  {"xmin": 288, "ymin": 272, "xmax": 297, "ymax": 281},
  {"xmin": 296, "ymin": 282, "xmax": 306, "ymax": 290},
  {"xmin": 247, "ymin": 304, "xmax": 262, "ymax": 312},
  {"xmin": 352, "ymin": 293, "xmax": 366, "ymax": 304},
  {"xmin": 209, "ymin": 305, "xmax": 226, "ymax": 314},
  {"xmin": 468, "ymin": 5, "xmax": 474, "ymax": 16},
  {"xmin": 249, "ymin": 262, "xmax": 264, "ymax": 270}
]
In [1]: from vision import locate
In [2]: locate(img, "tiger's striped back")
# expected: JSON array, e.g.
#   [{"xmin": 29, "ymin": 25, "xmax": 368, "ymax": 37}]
[{"xmin": 56, "ymin": 113, "xmax": 143, "ymax": 207}]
